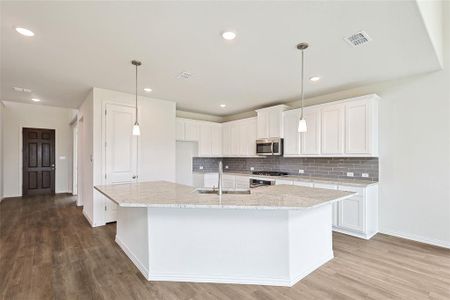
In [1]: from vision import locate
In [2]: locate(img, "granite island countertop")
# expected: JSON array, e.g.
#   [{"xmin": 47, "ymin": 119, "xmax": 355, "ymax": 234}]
[{"xmin": 95, "ymin": 181, "xmax": 355, "ymax": 210}]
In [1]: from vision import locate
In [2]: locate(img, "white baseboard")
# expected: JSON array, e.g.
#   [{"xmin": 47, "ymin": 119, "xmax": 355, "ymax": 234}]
[
  {"xmin": 147, "ymin": 272, "xmax": 291, "ymax": 287},
  {"xmin": 289, "ymin": 252, "xmax": 334, "ymax": 287},
  {"xmin": 380, "ymin": 228, "xmax": 450, "ymax": 249},
  {"xmin": 82, "ymin": 209, "xmax": 94, "ymax": 226},
  {"xmin": 115, "ymin": 236, "xmax": 149, "ymax": 279},
  {"xmin": 333, "ymin": 227, "xmax": 377, "ymax": 240}
]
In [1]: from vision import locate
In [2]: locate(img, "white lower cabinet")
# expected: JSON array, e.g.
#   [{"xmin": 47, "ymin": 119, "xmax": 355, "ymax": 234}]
[
  {"xmin": 222, "ymin": 174, "xmax": 236, "ymax": 189},
  {"xmin": 313, "ymin": 183, "xmax": 339, "ymax": 227},
  {"xmin": 203, "ymin": 173, "xmax": 219, "ymax": 189},
  {"xmin": 275, "ymin": 179, "xmax": 294, "ymax": 185},
  {"xmin": 235, "ymin": 176, "xmax": 250, "ymax": 189}
]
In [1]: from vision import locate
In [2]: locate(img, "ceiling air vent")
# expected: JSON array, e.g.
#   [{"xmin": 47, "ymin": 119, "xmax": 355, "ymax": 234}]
[
  {"xmin": 177, "ymin": 71, "xmax": 192, "ymax": 80},
  {"xmin": 344, "ymin": 31, "xmax": 372, "ymax": 47}
]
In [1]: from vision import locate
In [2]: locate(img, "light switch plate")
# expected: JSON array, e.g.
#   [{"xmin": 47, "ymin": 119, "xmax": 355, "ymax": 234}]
[
  {"xmin": 298, "ymin": 169, "xmax": 304, "ymax": 174},
  {"xmin": 199, "ymin": 166, "xmax": 204, "ymax": 170},
  {"xmin": 346, "ymin": 172, "xmax": 354, "ymax": 177},
  {"xmin": 361, "ymin": 173, "xmax": 369, "ymax": 178}
]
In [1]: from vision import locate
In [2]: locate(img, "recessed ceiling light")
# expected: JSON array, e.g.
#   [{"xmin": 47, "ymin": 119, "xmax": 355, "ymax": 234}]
[
  {"xmin": 309, "ymin": 76, "xmax": 321, "ymax": 82},
  {"xmin": 15, "ymin": 27, "xmax": 34, "ymax": 37},
  {"xmin": 143, "ymin": 88, "xmax": 152, "ymax": 92},
  {"xmin": 220, "ymin": 104, "xmax": 226, "ymax": 108},
  {"xmin": 31, "ymin": 98, "xmax": 40, "ymax": 102},
  {"xmin": 222, "ymin": 31, "xmax": 236, "ymax": 40}
]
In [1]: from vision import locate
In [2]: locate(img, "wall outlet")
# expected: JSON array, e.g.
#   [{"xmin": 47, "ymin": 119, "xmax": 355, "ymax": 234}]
[
  {"xmin": 361, "ymin": 173, "xmax": 369, "ymax": 178},
  {"xmin": 199, "ymin": 166, "xmax": 204, "ymax": 170},
  {"xmin": 250, "ymin": 167, "xmax": 255, "ymax": 171},
  {"xmin": 346, "ymin": 172, "xmax": 354, "ymax": 177},
  {"xmin": 225, "ymin": 165, "xmax": 229, "ymax": 169},
  {"xmin": 298, "ymin": 169, "xmax": 304, "ymax": 174}
]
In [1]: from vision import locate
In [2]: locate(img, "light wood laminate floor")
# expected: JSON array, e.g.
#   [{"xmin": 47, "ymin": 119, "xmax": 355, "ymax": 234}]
[{"xmin": 1, "ymin": 194, "xmax": 449, "ymax": 300}]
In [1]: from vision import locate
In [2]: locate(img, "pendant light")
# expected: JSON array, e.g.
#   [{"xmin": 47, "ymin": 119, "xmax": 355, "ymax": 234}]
[
  {"xmin": 297, "ymin": 42, "xmax": 308, "ymax": 133},
  {"xmin": 131, "ymin": 60, "xmax": 142, "ymax": 136}
]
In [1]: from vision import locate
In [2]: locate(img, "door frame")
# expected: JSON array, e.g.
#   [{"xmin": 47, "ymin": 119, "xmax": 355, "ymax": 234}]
[{"xmin": 21, "ymin": 127, "xmax": 56, "ymax": 196}]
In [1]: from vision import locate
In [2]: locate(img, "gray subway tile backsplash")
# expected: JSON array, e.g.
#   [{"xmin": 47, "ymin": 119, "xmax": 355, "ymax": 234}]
[{"xmin": 193, "ymin": 157, "xmax": 379, "ymax": 181}]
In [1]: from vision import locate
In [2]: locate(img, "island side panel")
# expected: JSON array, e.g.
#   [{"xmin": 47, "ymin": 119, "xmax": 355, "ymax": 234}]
[
  {"xmin": 146, "ymin": 208, "xmax": 291, "ymax": 286},
  {"xmin": 115, "ymin": 207, "xmax": 150, "ymax": 278},
  {"xmin": 288, "ymin": 203, "xmax": 334, "ymax": 286}
]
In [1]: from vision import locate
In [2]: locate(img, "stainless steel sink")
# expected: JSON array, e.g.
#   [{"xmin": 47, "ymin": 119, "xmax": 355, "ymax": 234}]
[{"xmin": 195, "ymin": 188, "xmax": 251, "ymax": 195}]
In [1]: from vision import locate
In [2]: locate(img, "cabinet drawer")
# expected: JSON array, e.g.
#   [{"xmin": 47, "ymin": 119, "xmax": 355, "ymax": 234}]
[
  {"xmin": 313, "ymin": 183, "xmax": 338, "ymax": 190},
  {"xmin": 275, "ymin": 179, "xmax": 293, "ymax": 185}
]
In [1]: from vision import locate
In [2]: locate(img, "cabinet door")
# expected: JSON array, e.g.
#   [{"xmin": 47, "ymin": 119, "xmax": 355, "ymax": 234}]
[
  {"xmin": 247, "ymin": 118, "xmax": 257, "ymax": 156},
  {"xmin": 345, "ymin": 100, "xmax": 370, "ymax": 154},
  {"xmin": 338, "ymin": 186, "xmax": 365, "ymax": 232},
  {"xmin": 321, "ymin": 104, "xmax": 345, "ymax": 155},
  {"xmin": 269, "ymin": 109, "xmax": 281, "ymax": 138},
  {"xmin": 301, "ymin": 107, "xmax": 321, "ymax": 155},
  {"xmin": 198, "ymin": 124, "xmax": 212, "ymax": 156},
  {"xmin": 211, "ymin": 125, "xmax": 222, "ymax": 156},
  {"xmin": 222, "ymin": 124, "xmax": 232, "ymax": 156},
  {"xmin": 314, "ymin": 183, "xmax": 339, "ymax": 226},
  {"xmin": 238, "ymin": 124, "xmax": 248, "ymax": 156},
  {"xmin": 185, "ymin": 121, "xmax": 200, "ymax": 141},
  {"xmin": 176, "ymin": 119, "xmax": 185, "ymax": 141},
  {"xmin": 204, "ymin": 173, "xmax": 219, "ymax": 188},
  {"xmin": 257, "ymin": 111, "xmax": 269, "ymax": 139},
  {"xmin": 235, "ymin": 176, "xmax": 250, "ymax": 189},
  {"xmin": 230, "ymin": 124, "xmax": 240, "ymax": 156},
  {"xmin": 283, "ymin": 110, "xmax": 300, "ymax": 156},
  {"xmin": 222, "ymin": 175, "xmax": 235, "ymax": 190}
]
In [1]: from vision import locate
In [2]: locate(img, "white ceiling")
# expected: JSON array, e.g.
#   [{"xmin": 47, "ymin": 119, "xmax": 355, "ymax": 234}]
[{"xmin": 1, "ymin": 1, "xmax": 441, "ymax": 116}]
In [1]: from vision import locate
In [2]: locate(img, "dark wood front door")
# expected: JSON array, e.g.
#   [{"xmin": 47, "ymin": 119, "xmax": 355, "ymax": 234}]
[{"xmin": 22, "ymin": 128, "xmax": 56, "ymax": 196}]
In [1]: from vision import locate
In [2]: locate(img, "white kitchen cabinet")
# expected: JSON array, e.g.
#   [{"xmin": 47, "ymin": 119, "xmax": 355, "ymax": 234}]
[
  {"xmin": 222, "ymin": 174, "xmax": 236, "ymax": 189},
  {"xmin": 337, "ymin": 184, "xmax": 378, "ymax": 239},
  {"xmin": 283, "ymin": 110, "xmax": 300, "ymax": 155},
  {"xmin": 235, "ymin": 176, "xmax": 250, "ymax": 189},
  {"xmin": 345, "ymin": 97, "xmax": 378, "ymax": 156},
  {"xmin": 283, "ymin": 107, "xmax": 321, "ymax": 156},
  {"xmin": 321, "ymin": 103, "xmax": 345, "ymax": 155},
  {"xmin": 185, "ymin": 120, "xmax": 200, "ymax": 141},
  {"xmin": 203, "ymin": 173, "xmax": 219, "ymax": 189},
  {"xmin": 222, "ymin": 118, "xmax": 257, "ymax": 157},
  {"xmin": 313, "ymin": 183, "xmax": 339, "ymax": 227},
  {"xmin": 176, "ymin": 118, "xmax": 185, "ymax": 140},
  {"xmin": 198, "ymin": 122, "xmax": 222, "ymax": 157},
  {"xmin": 256, "ymin": 105, "xmax": 289, "ymax": 139},
  {"xmin": 301, "ymin": 106, "xmax": 321, "ymax": 155}
]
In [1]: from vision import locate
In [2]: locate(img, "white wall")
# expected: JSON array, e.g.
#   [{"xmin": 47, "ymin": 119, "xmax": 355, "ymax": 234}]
[
  {"xmin": 78, "ymin": 88, "xmax": 176, "ymax": 227},
  {"xmin": 2, "ymin": 101, "xmax": 76, "ymax": 197},
  {"xmin": 0, "ymin": 102, "xmax": 4, "ymax": 200}
]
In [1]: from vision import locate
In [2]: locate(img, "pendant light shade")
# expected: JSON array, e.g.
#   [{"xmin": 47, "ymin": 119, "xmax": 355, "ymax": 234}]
[
  {"xmin": 132, "ymin": 123, "xmax": 141, "ymax": 136},
  {"xmin": 297, "ymin": 42, "xmax": 309, "ymax": 133},
  {"xmin": 298, "ymin": 119, "xmax": 307, "ymax": 133},
  {"xmin": 131, "ymin": 60, "xmax": 142, "ymax": 136}
]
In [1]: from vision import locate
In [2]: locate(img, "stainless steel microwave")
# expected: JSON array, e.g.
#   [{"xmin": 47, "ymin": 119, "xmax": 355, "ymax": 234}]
[{"xmin": 256, "ymin": 138, "xmax": 283, "ymax": 156}]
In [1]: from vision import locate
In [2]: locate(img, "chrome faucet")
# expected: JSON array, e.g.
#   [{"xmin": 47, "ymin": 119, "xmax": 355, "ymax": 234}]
[{"xmin": 218, "ymin": 160, "xmax": 223, "ymax": 196}]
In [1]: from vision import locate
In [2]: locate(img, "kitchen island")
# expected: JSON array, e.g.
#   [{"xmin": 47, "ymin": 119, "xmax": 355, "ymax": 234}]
[{"xmin": 95, "ymin": 181, "xmax": 354, "ymax": 287}]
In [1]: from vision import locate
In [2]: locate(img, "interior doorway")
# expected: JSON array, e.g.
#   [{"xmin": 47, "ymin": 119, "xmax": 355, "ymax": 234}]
[{"xmin": 22, "ymin": 128, "xmax": 56, "ymax": 196}]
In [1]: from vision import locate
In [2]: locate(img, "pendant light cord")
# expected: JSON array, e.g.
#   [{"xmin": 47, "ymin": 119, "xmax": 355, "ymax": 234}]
[
  {"xmin": 300, "ymin": 49, "xmax": 305, "ymax": 120},
  {"xmin": 135, "ymin": 64, "xmax": 138, "ymax": 124}
]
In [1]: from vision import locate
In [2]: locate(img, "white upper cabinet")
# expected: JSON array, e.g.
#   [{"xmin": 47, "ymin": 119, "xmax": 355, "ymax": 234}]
[
  {"xmin": 283, "ymin": 94, "xmax": 379, "ymax": 157},
  {"xmin": 198, "ymin": 122, "xmax": 222, "ymax": 157},
  {"xmin": 283, "ymin": 109, "xmax": 300, "ymax": 155},
  {"xmin": 301, "ymin": 106, "xmax": 321, "ymax": 155},
  {"xmin": 256, "ymin": 105, "xmax": 289, "ymax": 139},
  {"xmin": 176, "ymin": 118, "xmax": 200, "ymax": 142},
  {"xmin": 222, "ymin": 117, "xmax": 257, "ymax": 157},
  {"xmin": 321, "ymin": 103, "xmax": 345, "ymax": 155},
  {"xmin": 345, "ymin": 97, "xmax": 378, "ymax": 156}
]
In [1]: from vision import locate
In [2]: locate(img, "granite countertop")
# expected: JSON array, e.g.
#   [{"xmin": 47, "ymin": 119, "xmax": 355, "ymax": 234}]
[
  {"xmin": 95, "ymin": 181, "xmax": 355, "ymax": 210},
  {"xmin": 195, "ymin": 171, "xmax": 378, "ymax": 187}
]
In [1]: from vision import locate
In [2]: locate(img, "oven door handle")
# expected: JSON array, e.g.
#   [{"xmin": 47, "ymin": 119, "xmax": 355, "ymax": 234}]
[{"xmin": 271, "ymin": 142, "xmax": 276, "ymax": 155}]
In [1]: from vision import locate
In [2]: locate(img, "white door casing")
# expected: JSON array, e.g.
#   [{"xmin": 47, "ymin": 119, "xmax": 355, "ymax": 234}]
[{"xmin": 104, "ymin": 103, "xmax": 138, "ymax": 223}]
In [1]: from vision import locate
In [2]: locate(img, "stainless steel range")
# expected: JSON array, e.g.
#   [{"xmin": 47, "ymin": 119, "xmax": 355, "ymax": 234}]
[{"xmin": 249, "ymin": 171, "xmax": 288, "ymax": 188}]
